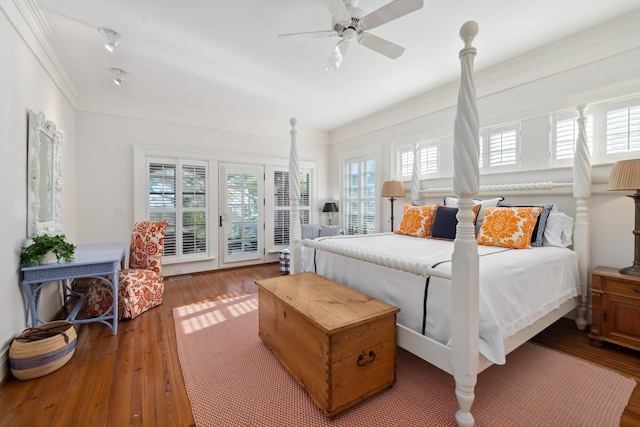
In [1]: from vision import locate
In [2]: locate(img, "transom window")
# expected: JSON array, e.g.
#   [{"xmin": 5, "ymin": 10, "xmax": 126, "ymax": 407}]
[
  {"xmin": 479, "ymin": 123, "xmax": 520, "ymax": 171},
  {"xmin": 551, "ymin": 112, "xmax": 593, "ymax": 165},
  {"xmin": 398, "ymin": 140, "xmax": 439, "ymax": 178}
]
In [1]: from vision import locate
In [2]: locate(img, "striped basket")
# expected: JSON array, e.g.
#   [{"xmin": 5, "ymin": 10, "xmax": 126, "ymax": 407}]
[{"xmin": 9, "ymin": 320, "xmax": 77, "ymax": 380}]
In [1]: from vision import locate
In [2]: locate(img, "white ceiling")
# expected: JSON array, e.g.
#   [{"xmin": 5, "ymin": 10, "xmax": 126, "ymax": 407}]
[{"xmin": 36, "ymin": 0, "xmax": 640, "ymax": 133}]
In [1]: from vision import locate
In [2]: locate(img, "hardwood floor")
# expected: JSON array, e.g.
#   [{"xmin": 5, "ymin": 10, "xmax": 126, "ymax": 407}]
[{"xmin": 0, "ymin": 263, "xmax": 638, "ymax": 426}]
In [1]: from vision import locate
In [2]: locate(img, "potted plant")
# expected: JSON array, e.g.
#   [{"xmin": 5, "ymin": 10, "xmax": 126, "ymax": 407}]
[{"xmin": 20, "ymin": 234, "xmax": 76, "ymax": 267}]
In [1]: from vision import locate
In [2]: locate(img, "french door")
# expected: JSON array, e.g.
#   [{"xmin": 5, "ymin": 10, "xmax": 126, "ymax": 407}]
[{"xmin": 219, "ymin": 164, "xmax": 264, "ymax": 265}]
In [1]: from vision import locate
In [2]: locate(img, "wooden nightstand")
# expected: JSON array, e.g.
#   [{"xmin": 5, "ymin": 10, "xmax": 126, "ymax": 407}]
[{"xmin": 589, "ymin": 266, "xmax": 640, "ymax": 351}]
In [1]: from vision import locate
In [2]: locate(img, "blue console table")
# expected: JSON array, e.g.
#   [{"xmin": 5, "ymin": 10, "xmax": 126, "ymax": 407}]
[{"xmin": 21, "ymin": 242, "xmax": 126, "ymax": 335}]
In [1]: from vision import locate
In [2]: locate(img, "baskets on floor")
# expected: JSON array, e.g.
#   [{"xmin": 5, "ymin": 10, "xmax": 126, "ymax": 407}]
[{"xmin": 9, "ymin": 320, "xmax": 77, "ymax": 380}]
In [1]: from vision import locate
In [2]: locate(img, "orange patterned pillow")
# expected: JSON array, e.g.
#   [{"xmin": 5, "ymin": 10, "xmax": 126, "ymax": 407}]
[
  {"xmin": 477, "ymin": 207, "xmax": 543, "ymax": 249},
  {"xmin": 395, "ymin": 204, "xmax": 438, "ymax": 237}
]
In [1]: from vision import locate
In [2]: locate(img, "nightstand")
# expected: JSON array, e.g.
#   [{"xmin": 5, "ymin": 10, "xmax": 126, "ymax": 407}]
[{"xmin": 589, "ymin": 266, "xmax": 640, "ymax": 351}]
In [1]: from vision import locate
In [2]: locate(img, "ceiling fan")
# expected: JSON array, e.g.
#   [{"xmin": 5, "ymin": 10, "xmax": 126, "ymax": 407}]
[{"xmin": 278, "ymin": 0, "xmax": 424, "ymax": 71}]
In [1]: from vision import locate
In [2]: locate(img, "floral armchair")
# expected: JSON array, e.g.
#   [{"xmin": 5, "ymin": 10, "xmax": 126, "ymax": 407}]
[{"xmin": 87, "ymin": 221, "xmax": 168, "ymax": 320}]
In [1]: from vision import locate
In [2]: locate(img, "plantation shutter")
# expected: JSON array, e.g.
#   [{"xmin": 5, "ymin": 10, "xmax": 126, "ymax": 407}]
[{"xmin": 606, "ymin": 105, "xmax": 640, "ymax": 154}]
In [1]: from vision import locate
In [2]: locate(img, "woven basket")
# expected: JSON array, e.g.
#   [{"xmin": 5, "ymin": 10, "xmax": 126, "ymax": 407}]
[{"xmin": 9, "ymin": 320, "xmax": 77, "ymax": 380}]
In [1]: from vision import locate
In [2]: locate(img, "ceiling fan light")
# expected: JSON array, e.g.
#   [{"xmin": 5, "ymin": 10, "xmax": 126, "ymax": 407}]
[{"xmin": 114, "ymin": 77, "xmax": 123, "ymax": 85}]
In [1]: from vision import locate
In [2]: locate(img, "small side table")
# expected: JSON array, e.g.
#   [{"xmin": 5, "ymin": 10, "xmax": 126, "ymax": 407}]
[
  {"xmin": 21, "ymin": 242, "xmax": 126, "ymax": 335},
  {"xmin": 589, "ymin": 266, "xmax": 640, "ymax": 351}
]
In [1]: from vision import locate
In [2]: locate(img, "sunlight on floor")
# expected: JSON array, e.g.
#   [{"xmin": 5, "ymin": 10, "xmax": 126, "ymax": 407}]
[{"xmin": 177, "ymin": 295, "xmax": 258, "ymax": 334}]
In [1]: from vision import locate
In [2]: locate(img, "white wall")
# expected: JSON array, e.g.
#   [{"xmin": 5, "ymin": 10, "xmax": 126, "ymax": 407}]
[
  {"xmin": 74, "ymin": 111, "xmax": 330, "ymax": 276},
  {"xmin": 0, "ymin": 1, "xmax": 76, "ymax": 380}
]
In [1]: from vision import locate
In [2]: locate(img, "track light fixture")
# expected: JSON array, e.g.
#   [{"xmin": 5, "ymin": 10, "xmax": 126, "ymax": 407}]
[
  {"xmin": 98, "ymin": 27, "xmax": 121, "ymax": 52},
  {"xmin": 109, "ymin": 68, "xmax": 126, "ymax": 85}
]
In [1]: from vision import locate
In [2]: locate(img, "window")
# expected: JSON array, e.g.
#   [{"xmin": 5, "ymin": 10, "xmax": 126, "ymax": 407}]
[
  {"xmin": 479, "ymin": 123, "xmax": 520, "ymax": 171},
  {"xmin": 273, "ymin": 168, "xmax": 310, "ymax": 246},
  {"xmin": 399, "ymin": 141, "xmax": 439, "ymax": 178},
  {"xmin": 148, "ymin": 158, "xmax": 208, "ymax": 261},
  {"xmin": 344, "ymin": 156, "xmax": 376, "ymax": 235},
  {"xmin": 604, "ymin": 101, "xmax": 640, "ymax": 155},
  {"xmin": 551, "ymin": 112, "xmax": 593, "ymax": 165}
]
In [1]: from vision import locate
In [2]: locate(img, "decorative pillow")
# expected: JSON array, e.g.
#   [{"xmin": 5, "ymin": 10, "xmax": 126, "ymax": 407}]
[
  {"xmin": 543, "ymin": 212, "xmax": 574, "ymax": 247},
  {"xmin": 395, "ymin": 204, "xmax": 438, "ymax": 237},
  {"xmin": 301, "ymin": 224, "xmax": 320, "ymax": 240},
  {"xmin": 477, "ymin": 207, "xmax": 543, "ymax": 249},
  {"xmin": 319, "ymin": 225, "xmax": 344, "ymax": 237},
  {"xmin": 444, "ymin": 196, "xmax": 504, "ymax": 234},
  {"xmin": 497, "ymin": 202, "xmax": 553, "ymax": 247},
  {"xmin": 429, "ymin": 204, "xmax": 481, "ymax": 240}
]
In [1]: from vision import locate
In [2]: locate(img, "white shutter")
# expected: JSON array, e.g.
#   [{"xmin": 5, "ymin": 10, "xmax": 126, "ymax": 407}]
[
  {"xmin": 344, "ymin": 156, "xmax": 376, "ymax": 235},
  {"xmin": 272, "ymin": 169, "xmax": 310, "ymax": 246},
  {"xmin": 606, "ymin": 105, "xmax": 640, "ymax": 154}
]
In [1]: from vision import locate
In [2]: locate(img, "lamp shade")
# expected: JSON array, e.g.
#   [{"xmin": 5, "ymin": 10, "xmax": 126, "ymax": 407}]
[
  {"xmin": 608, "ymin": 159, "xmax": 640, "ymax": 191},
  {"xmin": 322, "ymin": 202, "xmax": 339, "ymax": 213},
  {"xmin": 381, "ymin": 181, "xmax": 405, "ymax": 198}
]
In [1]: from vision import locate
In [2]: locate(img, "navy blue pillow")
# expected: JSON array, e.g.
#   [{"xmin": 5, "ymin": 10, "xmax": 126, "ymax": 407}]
[{"xmin": 429, "ymin": 206, "xmax": 459, "ymax": 240}]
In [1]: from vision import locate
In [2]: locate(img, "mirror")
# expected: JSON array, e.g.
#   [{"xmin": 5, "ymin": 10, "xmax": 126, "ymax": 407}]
[{"xmin": 27, "ymin": 110, "xmax": 64, "ymax": 237}]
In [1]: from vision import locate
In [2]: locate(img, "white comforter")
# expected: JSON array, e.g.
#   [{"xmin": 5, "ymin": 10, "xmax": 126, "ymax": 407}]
[{"xmin": 302, "ymin": 233, "xmax": 580, "ymax": 365}]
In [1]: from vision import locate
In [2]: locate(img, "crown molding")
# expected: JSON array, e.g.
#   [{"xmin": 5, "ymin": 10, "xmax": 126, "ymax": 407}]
[
  {"xmin": 329, "ymin": 9, "xmax": 640, "ymax": 144},
  {"xmin": 4, "ymin": 0, "xmax": 79, "ymax": 106},
  {"xmin": 76, "ymin": 91, "xmax": 330, "ymax": 146}
]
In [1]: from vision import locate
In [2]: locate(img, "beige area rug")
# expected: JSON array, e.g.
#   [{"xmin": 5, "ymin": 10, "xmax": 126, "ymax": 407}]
[{"xmin": 173, "ymin": 294, "xmax": 636, "ymax": 426}]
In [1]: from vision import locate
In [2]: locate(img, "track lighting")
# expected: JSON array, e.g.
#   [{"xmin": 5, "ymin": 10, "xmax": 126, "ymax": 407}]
[
  {"xmin": 98, "ymin": 27, "xmax": 121, "ymax": 53},
  {"xmin": 109, "ymin": 68, "xmax": 126, "ymax": 85}
]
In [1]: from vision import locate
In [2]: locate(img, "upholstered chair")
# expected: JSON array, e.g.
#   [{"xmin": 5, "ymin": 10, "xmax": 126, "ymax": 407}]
[{"xmin": 87, "ymin": 221, "xmax": 169, "ymax": 320}]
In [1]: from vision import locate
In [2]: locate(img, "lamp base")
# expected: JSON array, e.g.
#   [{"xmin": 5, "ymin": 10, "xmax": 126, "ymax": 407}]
[{"xmin": 620, "ymin": 264, "xmax": 640, "ymax": 277}]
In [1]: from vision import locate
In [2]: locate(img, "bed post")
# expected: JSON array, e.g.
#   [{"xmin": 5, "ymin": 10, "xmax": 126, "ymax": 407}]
[
  {"xmin": 451, "ymin": 21, "xmax": 480, "ymax": 427},
  {"xmin": 289, "ymin": 117, "xmax": 302, "ymax": 274},
  {"xmin": 573, "ymin": 103, "xmax": 591, "ymax": 329},
  {"xmin": 411, "ymin": 143, "xmax": 421, "ymax": 205}
]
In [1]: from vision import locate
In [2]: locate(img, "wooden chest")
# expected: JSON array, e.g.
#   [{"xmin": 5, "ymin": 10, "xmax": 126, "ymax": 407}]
[{"xmin": 255, "ymin": 272, "xmax": 400, "ymax": 418}]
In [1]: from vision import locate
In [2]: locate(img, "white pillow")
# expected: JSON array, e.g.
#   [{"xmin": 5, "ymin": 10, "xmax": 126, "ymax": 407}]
[{"xmin": 543, "ymin": 212, "xmax": 574, "ymax": 247}]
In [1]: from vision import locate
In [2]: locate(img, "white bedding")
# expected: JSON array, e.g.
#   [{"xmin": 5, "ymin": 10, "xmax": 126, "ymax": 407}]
[{"xmin": 302, "ymin": 233, "xmax": 580, "ymax": 365}]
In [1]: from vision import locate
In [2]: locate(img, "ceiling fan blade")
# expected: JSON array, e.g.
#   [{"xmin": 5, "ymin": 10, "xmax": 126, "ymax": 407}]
[
  {"xmin": 358, "ymin": 32, "xmax": 405, "ymax": 59},
  {"xmin": 361, "ymin": 0, "xmax": 424, "ymax": 30},
  {"xmin": 277, "ymin": 30, "xmax": 338, "ymax": 42},
  {"xmin": 323, "ymin": 0, "xmax": 351, "ymax": 26},
  {"xmin": 325, "ymin": 39, "xmax": 350, "ymax": 71}
]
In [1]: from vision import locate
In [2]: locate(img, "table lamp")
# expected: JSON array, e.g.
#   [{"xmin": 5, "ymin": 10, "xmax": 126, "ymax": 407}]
[
  {"xmin": 322, "ymin": 202, "xmax": 339, "ymax": 225},
  {"xmin": 381, "ymin": 180, "xmax": 405, "ymax": 231},
  {"xmin": 607, "ymin": 158, "xmax": 640, "ymax": 276}
]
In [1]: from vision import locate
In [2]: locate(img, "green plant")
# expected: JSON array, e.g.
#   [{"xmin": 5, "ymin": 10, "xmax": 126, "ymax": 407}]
[{"xmin": 20, "ymin": 234, "xmax": 76, "ymax": 267}]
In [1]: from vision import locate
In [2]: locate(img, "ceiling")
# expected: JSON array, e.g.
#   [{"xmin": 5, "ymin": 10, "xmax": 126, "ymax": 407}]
[{"xmin": 36, "ymin": 0, "xmax": 640, "ymax": 133}]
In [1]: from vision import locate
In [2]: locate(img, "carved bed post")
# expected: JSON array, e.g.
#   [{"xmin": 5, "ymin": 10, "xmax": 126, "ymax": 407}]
[
  {"xmin": 573, "ymin": 103, "xmax": 591, "ymax": 329},
  {"xmin": 289, "ymin": 117, "xmax": 302, "ymax": 274},
  {"xmin": 451, "ymin": 21, "xmax": 480, "ymax": 427},
  {"xmin": 411, "ymin": 143, "xmax": 421, "ymax": 205}
]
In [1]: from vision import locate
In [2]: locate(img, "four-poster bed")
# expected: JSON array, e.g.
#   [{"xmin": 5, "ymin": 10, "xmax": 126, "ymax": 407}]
[{"xmin": 286, "ymin": 21, "xmax": 591, "ymax": 426}]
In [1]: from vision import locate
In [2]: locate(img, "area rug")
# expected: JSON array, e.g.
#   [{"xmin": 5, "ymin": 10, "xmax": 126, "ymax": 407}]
[{"xmin": 173, "ymin": 294, "xmax": 636, "ymax": 426}]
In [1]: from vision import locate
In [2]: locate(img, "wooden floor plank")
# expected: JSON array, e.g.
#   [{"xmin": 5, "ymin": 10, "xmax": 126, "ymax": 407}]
[{"xmin": 1, "ymin": 262, "xmax": 638, "ymax": 427}]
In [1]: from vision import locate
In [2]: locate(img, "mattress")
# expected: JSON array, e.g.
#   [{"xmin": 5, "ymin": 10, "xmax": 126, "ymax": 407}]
[{"xmin": 302, "ymin": 233, "xmax": 580, "ymax": 364}]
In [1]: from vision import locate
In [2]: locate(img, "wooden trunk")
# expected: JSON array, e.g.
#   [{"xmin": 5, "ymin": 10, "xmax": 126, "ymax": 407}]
[{"xmin": 256, "ymin": 272, "xmax": 400, "ymax": 418}]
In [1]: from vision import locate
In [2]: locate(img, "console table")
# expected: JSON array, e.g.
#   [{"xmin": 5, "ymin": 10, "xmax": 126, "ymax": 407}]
[{"xmin": 21, "ymin": 242, "xmax": 126, "ymax": 335}]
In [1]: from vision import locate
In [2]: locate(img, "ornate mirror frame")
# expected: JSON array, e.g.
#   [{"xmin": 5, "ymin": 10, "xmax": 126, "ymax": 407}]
[{"xmin": 27, "ymin": 110, "xmax": 64, "ymax": 237}]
